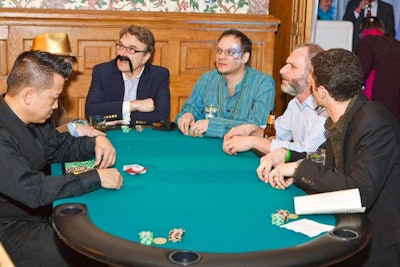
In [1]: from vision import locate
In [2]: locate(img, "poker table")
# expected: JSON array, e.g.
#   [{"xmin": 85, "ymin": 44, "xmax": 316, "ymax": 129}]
[{"xmin": 52, "ymin": 128, "xmax": 371, "ymax": 267}]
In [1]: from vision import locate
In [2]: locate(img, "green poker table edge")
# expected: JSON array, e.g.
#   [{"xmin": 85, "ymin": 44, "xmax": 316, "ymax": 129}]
[{"xmin": 52, "ymin": 203, "xmax": 371, "ymax": 267}]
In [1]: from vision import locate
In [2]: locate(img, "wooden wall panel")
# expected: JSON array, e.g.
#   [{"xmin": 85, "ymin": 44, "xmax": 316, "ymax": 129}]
[{"xmin": 0, "ymin": 8, "xmax": 279, "ymax": 121}]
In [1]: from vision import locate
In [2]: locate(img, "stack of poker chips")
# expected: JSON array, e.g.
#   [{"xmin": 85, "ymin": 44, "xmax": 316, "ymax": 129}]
[
  {"xmin": 121, "ymin": 125, "xmax": 131, "ymax": 133},
  {"xmin": 135, "ymin": 125, "xmax": 144, "ymax": 132},
  {"xmin": 271, "ymin": 213, "xmax": 285, "ymax": 226},
  {"xmin": 139, "ymin": 231, "xmax": 153, "ymax": 245},
  {"xmin": 271, "ymin": 209, "xmax": 299, "ymax": 226},
  {"xmin": 277, "ymin": 209, "xmax": 290, "ymax": 221},
  {"xmin": 168, "ymin": 228, "xmax": 185, "ymax": 242}
]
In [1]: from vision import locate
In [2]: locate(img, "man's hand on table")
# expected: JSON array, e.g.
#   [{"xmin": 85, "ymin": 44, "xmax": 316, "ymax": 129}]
[
  {"xmin": 97, "ymin": 168, "xmax": 123, "ymax": 189},
  {"xmin": 177, "ymin": 113, "xmax": 195, "ymax": 135}
]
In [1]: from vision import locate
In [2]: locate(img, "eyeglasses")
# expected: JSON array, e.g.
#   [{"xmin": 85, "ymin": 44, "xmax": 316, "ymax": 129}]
[
  {"xmin": 115, "ymin": 43, "xmax": 146, "ymax": 55},
  {"xmin": 215, "ymin": 47, "xmax": 242, "ymax": 58}
]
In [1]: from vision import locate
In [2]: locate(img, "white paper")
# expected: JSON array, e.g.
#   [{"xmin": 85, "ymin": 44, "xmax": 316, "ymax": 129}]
[
  {"xmin": 294, "ymin": 188, "xmax": 366, "ymax": 215},
  {"xmin": 281, "ymin": 219, "xmax": 334, "ymax": 237}
]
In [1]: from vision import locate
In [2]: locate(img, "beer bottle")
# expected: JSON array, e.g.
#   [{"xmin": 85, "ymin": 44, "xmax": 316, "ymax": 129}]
[{"xmin": 264, "ymin": 110, "xmax": 276, "ymax": 138}]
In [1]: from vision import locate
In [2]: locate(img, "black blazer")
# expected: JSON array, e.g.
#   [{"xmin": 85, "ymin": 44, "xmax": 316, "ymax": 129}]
[
  {"xmin": 295, "ymin": 95, "xmax": 400, "ymax": 256},
  {"xmin": 85, "ymin": 60, "xmax": 170, "ymax": 125},
  {"xmin": 343, "ymin": 0, "xmax": 396, "ymax": 51}
]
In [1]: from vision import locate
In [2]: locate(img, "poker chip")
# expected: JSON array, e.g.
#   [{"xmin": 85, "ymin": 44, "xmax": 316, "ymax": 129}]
[
  {"xmin": 288, "ymin": 213, "xmax": 299, "ymax": 220},
  {"xmin": 153, "ymin": 237, "xmax": 167, "ymax": 245},
  {"xmin": 135, "ymin": 125, "xmax": 144, "ymax": 132},
  {"xmin": 168, "ymin": 228, "xmax": 185, "ymax": 242},
  {"xmin": 121, "ymin": 125, "xmax": 131, "ymax": 133},
  {"xmin": 139, "ymin": 231, "xmax": 153, "ymax": 245},
  {"xmin": 277, "ymin": 209, "xmax": 290, "ymax": 221},
  {"xmin": 271, "ymin": 213, "xmax": 285, "ymax": 226}
]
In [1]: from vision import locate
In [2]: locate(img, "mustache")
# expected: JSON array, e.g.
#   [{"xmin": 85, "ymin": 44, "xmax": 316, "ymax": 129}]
[{"xmin": 116, "ymin": 55, "xmax": 133, "ymax": 73}]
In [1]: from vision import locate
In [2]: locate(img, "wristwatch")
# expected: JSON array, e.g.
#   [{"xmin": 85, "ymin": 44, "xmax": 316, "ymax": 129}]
[
  {"xmin": 71, "ymin": 119, "xmax": 88, "ymax": 128},
  {"xmin": 67, "ymin": 119, "xmax": 88, "ymax": 137}
]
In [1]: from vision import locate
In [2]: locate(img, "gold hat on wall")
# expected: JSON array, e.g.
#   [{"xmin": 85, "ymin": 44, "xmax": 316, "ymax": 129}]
[{"xmin": 32, "ymin": 32, "xmax": 75, "ymax": 56}]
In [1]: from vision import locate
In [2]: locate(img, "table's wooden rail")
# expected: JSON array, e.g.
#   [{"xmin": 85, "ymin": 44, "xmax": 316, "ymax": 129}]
[
  {"xmin": 53, "ymin": 203, "xmax": 371, "ymax": 267},
  {"xmin": 0, "ymin": 8, "xmax": 279, "ymax": 121}
]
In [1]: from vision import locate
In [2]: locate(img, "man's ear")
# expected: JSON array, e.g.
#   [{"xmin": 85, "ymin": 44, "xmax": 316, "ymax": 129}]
[
  {"xmin": 22, "ymin": 88, "xmax": 34, "ymax": 105},
  {"xmin": 316, "ymin": 85, "xmax": 329, "ymax": 100},
  {"xmin": 241, "ymin": 52, "xmax": 250, "ymax": 64},
  {"xmin": 142, "ymin": 52, "xmax": 152, "ymax": 64}
]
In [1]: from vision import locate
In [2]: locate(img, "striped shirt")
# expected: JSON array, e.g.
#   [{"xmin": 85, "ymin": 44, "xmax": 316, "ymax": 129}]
[
  {"xmin": 176, "ymin": 67, "xmax": 275, "ymax": 138},
  {"xmin": 271, "ymin": 94, "xmax": 328, "ymax": 153}
]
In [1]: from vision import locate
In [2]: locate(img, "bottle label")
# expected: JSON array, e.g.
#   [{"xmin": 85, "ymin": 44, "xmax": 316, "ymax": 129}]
[{"xmin": 267, "ymin": 115, "xmax": 275, "ymax": 125}]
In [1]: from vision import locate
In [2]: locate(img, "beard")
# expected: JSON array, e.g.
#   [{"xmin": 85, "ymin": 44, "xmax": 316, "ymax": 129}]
[
  {"xmin": 116, "ymin": 55, "xmax": 133, "ymax": 73},
  {"xmin": 281, "ymin": 75, "xmax": 308, "ymax": 96}
]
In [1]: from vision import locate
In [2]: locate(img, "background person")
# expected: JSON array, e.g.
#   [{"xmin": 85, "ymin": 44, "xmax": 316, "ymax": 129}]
[
  {"xmin": 356, "ymin": 16, "xmax": 400, "ymax": 122},
  {"xmin": 0, "ymin": 50, "xmax": 123, "ymax": 266},
  {"xmin": 318, "ymin": 0, "xmax": 335, "ymax": 20},
  {"xmin": 176, "ymin": 29, "xmax": 275, "ymax": 138},
  {"xmin": 257, "ymin": 48, "xmax": 400, "ymax": 267},
  {"xmin": 85, "ymin": 25, "xmax": 170, "ymax": 126},
  {"xmin": 223, "ymin": 44, "xmax": 328, "ymax": 156},
  {"xmin": 343, "ymin": 0, "xmax": 396, "ymax": 51}
]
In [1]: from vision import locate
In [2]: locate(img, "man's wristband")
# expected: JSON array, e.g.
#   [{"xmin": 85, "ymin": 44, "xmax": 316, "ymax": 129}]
[
  {"xmin": 72, "ymin": 119, "xmax": 88, "ymax": 127},
  {"xmin": 284, "ymin": 150, "xmax": 291, "ymax": 162},
  {"xmin": 67, "ymin": 119, "xmax": 88, "ymax": 137}
]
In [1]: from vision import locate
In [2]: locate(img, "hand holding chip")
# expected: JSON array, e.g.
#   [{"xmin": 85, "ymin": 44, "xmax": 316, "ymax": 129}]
[{"xmin": 94, "ymin": 136, "xmax": 116, "ymax": 168}]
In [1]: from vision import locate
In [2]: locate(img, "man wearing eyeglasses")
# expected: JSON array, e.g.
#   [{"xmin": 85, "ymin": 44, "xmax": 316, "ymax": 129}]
[
  {"xmin": 176, "ymin": 29, "xmax": 275, "ymax": 138},
  {"xmin": 85, "ymin": 25, "xmax": 170, "ymax": 126}
]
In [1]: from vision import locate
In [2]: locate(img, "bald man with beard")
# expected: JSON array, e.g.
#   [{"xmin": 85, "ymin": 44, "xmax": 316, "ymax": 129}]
[{"xmin": 223, "ymin": 43, "xmax": 328, "ymax": 156}]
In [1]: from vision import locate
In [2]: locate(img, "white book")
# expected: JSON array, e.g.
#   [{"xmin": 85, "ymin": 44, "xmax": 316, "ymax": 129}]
[{"xmin": 294, "ymin": 188, "xmax": 366, "ymax": 215}]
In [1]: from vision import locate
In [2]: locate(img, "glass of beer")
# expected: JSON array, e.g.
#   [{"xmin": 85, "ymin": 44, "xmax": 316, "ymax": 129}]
[{"xmin": 89, "ymin": 115, "xmax": 107, "ymax": 132}]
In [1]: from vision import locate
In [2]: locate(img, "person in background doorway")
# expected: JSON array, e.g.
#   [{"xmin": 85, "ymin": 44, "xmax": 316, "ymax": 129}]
[
  {"xmin": 318, "ymin": 0, "xmax": 335, "ymax": 20},
  {"xmin": 343, "ymin": 0, "xmax": 396, "ymax": 51},
  {"xmin": 356, "ymin": 16, "xmax": 400, "ymax": 122}
]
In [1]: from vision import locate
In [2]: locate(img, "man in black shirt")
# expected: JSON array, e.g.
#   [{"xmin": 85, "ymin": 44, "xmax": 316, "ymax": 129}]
[{"xmin": 0, "ymin": 50, "xmax": 123, "ymax": 266}]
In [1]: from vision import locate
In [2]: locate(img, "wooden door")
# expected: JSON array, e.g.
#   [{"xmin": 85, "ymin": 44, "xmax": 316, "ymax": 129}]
[{"xmin": 269, "ymin": 0, "xmax": 314, "ymax": 116}]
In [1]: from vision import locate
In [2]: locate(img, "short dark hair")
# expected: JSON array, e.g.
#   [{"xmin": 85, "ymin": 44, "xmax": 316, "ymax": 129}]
[
  {"xmin": 218, "ymin": 29, "xmax": 252, "ymax": 65},
  {"xmin": 311, "ymin": 48, "xmax": 363, "ymax": 101},
  {"xmin": 7, "ymin": 50, "xmax": 72, "ymax": 95},
  {"xmin": 119, "ymin": 25, "xmax": 155, "ymax": 54}
]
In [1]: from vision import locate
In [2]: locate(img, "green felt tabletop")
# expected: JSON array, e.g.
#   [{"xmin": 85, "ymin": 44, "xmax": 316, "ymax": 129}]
[{"xmin": 54, "ymin": 128, "xmax": 336, "ymax": 253}]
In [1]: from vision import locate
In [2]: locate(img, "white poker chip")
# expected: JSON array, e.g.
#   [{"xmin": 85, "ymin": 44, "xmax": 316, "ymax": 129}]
[{"xmin": 123, "ymin": 164, "xmax": 147, "ymax": 175}]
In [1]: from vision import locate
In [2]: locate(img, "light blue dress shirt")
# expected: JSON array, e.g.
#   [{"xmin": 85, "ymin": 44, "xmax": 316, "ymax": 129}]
[
  {"xmin": 271, "ymin": 94, "xmax": 328, "ymax": 153},
  {"xmin": 176, "ymin": 67, "xmax": 275, "ymax": 138}
]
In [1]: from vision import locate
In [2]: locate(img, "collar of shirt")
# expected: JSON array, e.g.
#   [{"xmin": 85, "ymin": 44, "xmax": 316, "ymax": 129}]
[
  {"xmin": 294, "ymin": 94, "xmax": 317, "ymax": 110},
  {"xmin": 222, "ymin": 66, "xmax": 249, "ymax": 95},
  {"xmin": 365, "ymin": 1, "xmax": 377, "ymax": 17},
  {"xmin": 122, "ymin": 65, "xmax": 145, "ymax": 81}
]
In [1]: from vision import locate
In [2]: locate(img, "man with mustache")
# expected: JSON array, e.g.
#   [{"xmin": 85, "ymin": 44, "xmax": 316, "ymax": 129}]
[
  {"xmin": 176, "ymin": 29, "xmax": 275, "ymax": 138},
  {"xmin": 85, "ymin": 25, "xmax": 170, "ymax": 126},
  {"xmin": 223, "ymin": 44, "xmax": 328, "ymax": 156}
]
